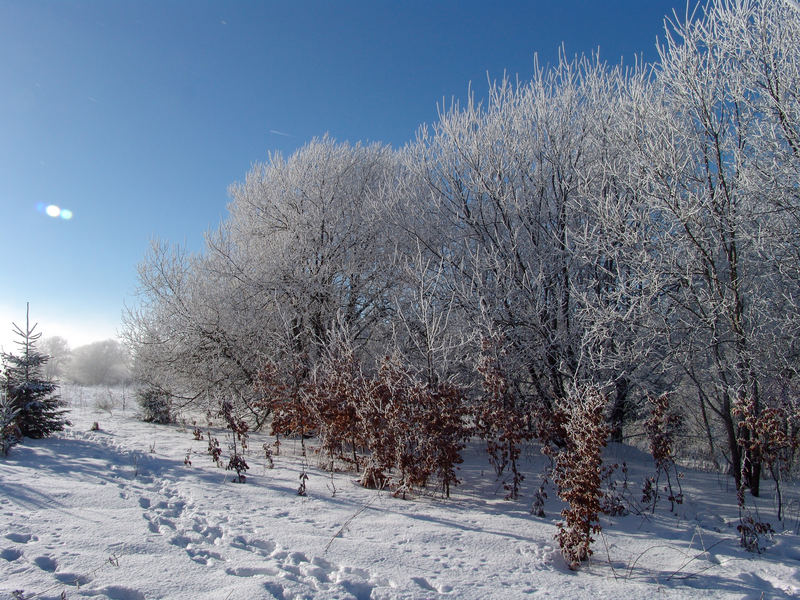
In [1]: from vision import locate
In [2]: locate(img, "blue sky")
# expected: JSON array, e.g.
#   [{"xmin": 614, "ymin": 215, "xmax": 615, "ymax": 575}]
[{"xmin": 0, "ymin": 0, "xmax": 686, "ymax": 352}]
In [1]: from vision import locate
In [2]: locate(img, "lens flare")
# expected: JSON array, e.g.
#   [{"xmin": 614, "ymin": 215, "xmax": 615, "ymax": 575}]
[{"xmin": 39, "ymin": 204, "xmax": 74, "ymax": 220}]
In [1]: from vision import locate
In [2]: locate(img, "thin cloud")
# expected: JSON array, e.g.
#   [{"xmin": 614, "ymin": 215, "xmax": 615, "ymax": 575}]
[{"xmin": 268, "ymin": 129, "xmax": 293, "ymax": 138}]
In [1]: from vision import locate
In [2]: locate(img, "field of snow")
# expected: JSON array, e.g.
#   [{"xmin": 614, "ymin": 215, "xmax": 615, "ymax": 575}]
[{"xmin": 1, "ymin": 386, "xmax": 799, "ymax": 599}]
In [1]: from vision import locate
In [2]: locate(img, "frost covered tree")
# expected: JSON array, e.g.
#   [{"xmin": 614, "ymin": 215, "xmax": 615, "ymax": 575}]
[
  {"xmin": 67, "ymin": 339, "xmax": 131, "ymax": 386},
  {"xmin": 1, "ymin": 305, "xmax": 68, "ymax": 439},
  {"xmin": 224, "ymin": 136, "xmax": 401, "ymax": 368},
  {"xmin": 404, "ymin": 54, "xmax": 652, "ymax": 436},
  {"xmin": 125, "ymin": 137, "xmax": 402, "ymax": 424},
  {"xmin": 40, "ymin": 336, "xmax": 70, "ymax": 380},
  {"xmin": 625, "ymin": 0, "xmax": 800, "ymax": 495}
]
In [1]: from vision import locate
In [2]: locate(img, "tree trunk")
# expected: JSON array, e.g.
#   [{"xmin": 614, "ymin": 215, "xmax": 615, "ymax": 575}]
[
  {"xmin": 722, "ymin": 392, "xmax": 742, "ymax": 491},
  {"xmin": 608, "ymin": 376, "xmax": 628, "ymax": 443}
]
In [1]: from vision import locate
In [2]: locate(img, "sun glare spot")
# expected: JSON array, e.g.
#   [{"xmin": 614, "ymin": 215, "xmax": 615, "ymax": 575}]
[{"xmin": 39, "ymin": 204, "xmax": 74, "ymax": 220}]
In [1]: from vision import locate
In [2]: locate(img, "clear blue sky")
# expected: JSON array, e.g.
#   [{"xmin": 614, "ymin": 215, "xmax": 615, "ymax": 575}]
[{"xmin": 0, "ymin": 0, "xmax": 687, "ymax": 352}]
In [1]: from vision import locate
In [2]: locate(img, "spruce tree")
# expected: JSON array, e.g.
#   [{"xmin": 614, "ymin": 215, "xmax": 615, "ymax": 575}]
[
  {"xmin": 1, "ymin": 304, "xmax": 68, "ymax": 439},
  {"xmin": 0, "ymin": 380, "xmax": 21, "ymax": 456}
]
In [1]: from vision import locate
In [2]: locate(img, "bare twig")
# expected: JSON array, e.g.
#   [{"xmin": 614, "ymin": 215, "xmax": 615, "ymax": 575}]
[{"xmin": 324, "ymin": 488, "xmax": 384, "ymax": 554}]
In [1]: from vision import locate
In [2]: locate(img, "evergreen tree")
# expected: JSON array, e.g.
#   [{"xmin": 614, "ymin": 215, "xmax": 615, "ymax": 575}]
[
  {"xmin": 0, "ymin": 380, "xmax": 21, "ymax": 456},
  {"xmin": 1, "ymin": 304, "xmax": 68, "ymax": 439}
]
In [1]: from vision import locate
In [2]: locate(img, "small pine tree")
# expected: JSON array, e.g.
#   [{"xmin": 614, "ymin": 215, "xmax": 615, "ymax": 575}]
[{"xmin": 1, "ymin": 304, "xmax": 69, "ymax": 439}]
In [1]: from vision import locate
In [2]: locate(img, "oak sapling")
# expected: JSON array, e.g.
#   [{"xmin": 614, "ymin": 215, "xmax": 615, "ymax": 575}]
[
  {"xmin": 207, "ymin": 431, "xmax": 222, "ymax": 467},
  {"xmin": 262, "ymin": 442, "xmax": 274, "ymax": 469},
  {"xmin": 219, "ymin": 400, "xmax": 249, "ymax": 483},
  {"xmin": 475, "ymin": 335, "xmax": 531, "ymax": 500},
  {"xmin": 643, "ymin": 394, "xmax": 683, "ymax": 513},
  {"xmin": 734, "ymin": 396, "xmax": 799, "ymax": 521},
  {"xmin": 549, "ymin": 388, "xmax": 610, "ymax": 570}
]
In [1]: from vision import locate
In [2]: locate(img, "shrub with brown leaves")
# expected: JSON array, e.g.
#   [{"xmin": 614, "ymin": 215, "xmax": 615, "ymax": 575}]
[
  {"xmin": 643, "ymin": 394, "xmax": 683, "ymax": 512},
  {"xmin": 475, "ymin": 335, "xmax": 532, "ymax": 500},
  {"xmin": 549, "ymin": 387, "xmax": 609, "ymax": 570},
  {"xmin": 734, "ymin": 395, "xmax": 799, "ymax": 521},
  {"xmin": 363, "ymin": 356, "xmax": 470, "ymax": 498}
]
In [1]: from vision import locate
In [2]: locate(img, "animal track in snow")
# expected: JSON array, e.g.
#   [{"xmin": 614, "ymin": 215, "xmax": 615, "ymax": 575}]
[
  {"xmin": 0, "ymin": 547, "xmax": 23, "ymax": 561},
  {"xmin": 130, "ymin": 477, "xmax": 391, "ymax": 598},
  {"xmin": 5, "ymin": 533, "xmax": 35, "ymax": 544},
  {"xmin": 33, "ymin": 555, "xmax": 58, "ymax": 572},
  {"xmin": 230, "ymin": 535, "xmax": 276, "ymax": 556},
  {"xmin": 225, "ymin": 564, "xmax": 278, "ymax": 577},
  {"xmin": 54, "ymin": 572, "xmax": 93, "ymax": 586},
  {"xmin": 221, "ymin": 536, "xmax": 384, "ymax": 599},
  {"xmin": 98, "ymin": 585, "xmax": 147, "ymax": 600}
]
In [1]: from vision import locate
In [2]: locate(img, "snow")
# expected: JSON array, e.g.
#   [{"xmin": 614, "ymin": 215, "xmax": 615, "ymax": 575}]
[{"xmin": 1, "ymin": 386, "xmax": 799, "ymax": 599}]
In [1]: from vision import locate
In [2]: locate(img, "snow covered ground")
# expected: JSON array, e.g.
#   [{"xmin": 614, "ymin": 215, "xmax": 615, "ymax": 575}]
[{"xmin": 1, "ymin": 386, "xmax": 799, "ymax": 599}]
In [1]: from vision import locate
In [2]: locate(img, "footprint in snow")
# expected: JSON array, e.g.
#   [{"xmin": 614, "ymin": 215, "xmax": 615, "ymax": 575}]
[
  {"xmin": 98, "ymin": 585, "xmax": 146, "ymax": 600},
  {"xmin": 186, "ymin": 547, "xmax": 223, "ymax": 565},
  {"xmin": 5, "ymin": 533, "xmax": 35, "ymax": 544},
  {"xmin": 263, "ymin": 581, "xmax": 286, "ymax": 600},
  {"xmin": 339, "ymin": 580, "xmax": 375, "ymax": 600},
  {"xmin": 193, "ymin": 522, "xmax": 223, "ymax": 543},
  {"xmin": 230, "ymin": 535, "xmax": 277, "ymax": 556},
  {"xmin": 225, "ymin": 565, "xmax": 278, "ymax": 577},
  {"xmin": 54, "ymin": 572, "xmax": 92, "ymax": 586},
  {"xmin": 300, "ymin": 563, "xmax": 330, "ymax": 583},
  {"xmin": 155, "ymin": 499, "xmax": 185, "ymax": 518},
  {"xmin": 411, "ymin": 576, "xmax": 435, "ymax": 591},
  {"xmin": 0, "ymin": 548, "xmax": 23, "ymax": 561},
  {"xmin": 33, "ymin": 555, "xmax": 58, "ymax": 572},
  {"xmin": 286, "ymin": 551, "xmax": 308, "ymax": 565},
  {"xmin": 168, "ymin": 534, "xmax": 192, "ymax": 549}
]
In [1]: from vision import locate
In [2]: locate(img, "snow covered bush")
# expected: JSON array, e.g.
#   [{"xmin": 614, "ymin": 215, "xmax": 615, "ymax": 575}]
[
  {"xmin": 137, "ymin": 388, "xmax": 174, "ymax": 424},
  {"xmin": 206, "ymin": 431, "xmax": 222, "ymax": 466},
  {"xmin": 737, "ymin": 511, "xmax": 775, "ymax": 554},
  {"xmin": 258, "ymin": 341, "xmax": 470, "ymax": 499}
]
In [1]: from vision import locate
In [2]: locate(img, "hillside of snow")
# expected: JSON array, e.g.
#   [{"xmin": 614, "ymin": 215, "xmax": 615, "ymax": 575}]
[{"xmin": 1, "ymin": 386, "xmax": 799, "ymax": 599}]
